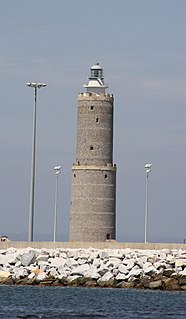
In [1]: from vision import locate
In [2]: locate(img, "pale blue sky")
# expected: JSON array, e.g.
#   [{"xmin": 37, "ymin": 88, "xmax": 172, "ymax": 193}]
[{"xmin": 0, "ymin": 0, "xmax": 186, "ymax": 242}]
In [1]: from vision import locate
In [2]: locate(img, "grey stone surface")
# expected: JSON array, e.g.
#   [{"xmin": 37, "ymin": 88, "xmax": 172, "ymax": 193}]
[
  {"xmin": 18, "ymin": 251, "xmax": 36, "ymax": 267},
  {"xmin": 69, "ymin": 92, "xmax": 116, "ymax": 242}
]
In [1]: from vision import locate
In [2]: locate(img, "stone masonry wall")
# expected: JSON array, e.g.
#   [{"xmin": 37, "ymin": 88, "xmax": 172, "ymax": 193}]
[{"xmin": 69, "ymin": 92, "xmax": 116, "ymax": 242}]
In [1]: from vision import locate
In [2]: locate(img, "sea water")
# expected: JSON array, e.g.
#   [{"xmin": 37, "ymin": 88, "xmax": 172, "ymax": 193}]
[{"xmin": 0, "ymin": 285, "xmax": 186, "ymax": 318}]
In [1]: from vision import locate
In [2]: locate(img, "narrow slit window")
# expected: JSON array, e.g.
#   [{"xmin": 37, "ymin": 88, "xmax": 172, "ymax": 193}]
[
  {"xmin": 74, "ymin": 174, "xmax": 76, "ymax": 178},
  {"xmin": 105, "ymin": 174, "xmax": 108, "ymax": 179},
  {"xmin": 90, "ymin": 106, "xmax": 94, "ymax": 110},
  {"xmin": 90, "ymin": 146, "xmax": 94, "ymax": 150},
  {"xmin": 96, "ymin": 117, "xmax": 99, "ymax": 123}
]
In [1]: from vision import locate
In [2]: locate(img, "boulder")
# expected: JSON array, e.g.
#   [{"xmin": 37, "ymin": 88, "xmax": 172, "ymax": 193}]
[
  {"xmin": 97, "ymin": 266, "xmax": 109, "ymax": 276},
  {"xmin": 143, "ymin": 262, "xmax": 157, "ymax": 276},
  {"xmin": 36, "ymin": 254, "xmax": 49, "ymax": 263},
  {"xmin": 0, "ymin": 270, "xmax": 11, "ymax": 280},
  {"xmin": 49, "ymin": 257, "xmax": 66, "ymax": 268},
  {"xmin": 97, "ymin": 271, "xmax": 115, "ymax": 287},
  {"xmin": 0, "ymin": 252, "xmax": 19, "ymax": 266},
  {"xmin": 84, "ymin": 266, "xmax": 100, "ymax": 280},
  {"xmin": 163, "ymin": 268, "xmax": 175, "ymax": 277},
  {"xmin": 71, "ymin": 263, "xmax": 90, "ymax": 276},
  {"xmin": 178, "ymin": 275, "xmax": 186, "ymax": 286},
  {"xmin": 115, "ymin": 273, "xmax": 127, "ymax": 281},
  {"xmin": 118, "ymin": 264, "xmax": 129, "ymax": 274},
  {"xmin": 149, "ymin": 280, "xmax": 162, "ymax": 289},
  {"xmin": 36, "ymin": 271, "xmax": 48, "ymax": 282},
  {"xmin": 18, "ymin": 251, "xmax": 36, "ymax": 267},
  {"xmin": 128, "ymin": 267, "xmax": 142, "ymax": 278},
  {"xmin": 12, "ymin": 267, "xmax": 28, "ymax": 279},
  {"xmin": 98, "ymin": 250, "xmax": 109, "ymax": 259},
  {"xmin": 163, "ymin": 278, "xmax": 180, "ymax": 290},
  {"xmin": 175, "ymin": 259, "xmax": 186, "ymax": 268}
]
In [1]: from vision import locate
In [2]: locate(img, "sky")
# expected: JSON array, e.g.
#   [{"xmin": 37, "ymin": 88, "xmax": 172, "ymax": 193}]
[{"xmin": 0, "ymin": 0, "xmax": 186, "ymax": 243}]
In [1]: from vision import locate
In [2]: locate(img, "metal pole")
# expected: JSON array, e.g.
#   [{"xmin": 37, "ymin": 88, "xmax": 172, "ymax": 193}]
[
  {"xmin": 28, "ymin": 87, "xmax": 37, "ymax": 242},
  {"xmin": 53, "ymin": 173, "xmax": 58, "ymax": 242},
  {"xmin": 144, "ymin": 171, "xmax": 148, "ymax": 243}
]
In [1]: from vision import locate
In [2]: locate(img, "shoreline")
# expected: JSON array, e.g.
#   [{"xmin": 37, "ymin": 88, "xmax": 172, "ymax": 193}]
[{"xmin": 0, "ymin": 246, "xmax": 186, "ymax": 291}]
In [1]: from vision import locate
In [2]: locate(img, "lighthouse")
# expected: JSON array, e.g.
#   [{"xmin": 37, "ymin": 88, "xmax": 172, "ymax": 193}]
[{"xmin": 69, "ymin": 63, "xmax": 117, "ymax": 242}]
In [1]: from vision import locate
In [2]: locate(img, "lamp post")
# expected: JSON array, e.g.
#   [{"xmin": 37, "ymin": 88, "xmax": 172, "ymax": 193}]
[
  {"xmin": 26, "ymin": 82, "xmax": 46, "ymax": 242},
  {"xmin": 54, "ymin": 166, "xmax": 61, "ymax": 242},
  {"xmin": 144, "ymin": 163, "xmax": 152, "ymax": 243}
]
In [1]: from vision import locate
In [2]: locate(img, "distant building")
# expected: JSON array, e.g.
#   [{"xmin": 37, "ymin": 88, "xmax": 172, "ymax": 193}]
[
  {"xmin": 0, "ymin": 235, "xmax": 11, "ymax": 242},
  {"xmin": 69, "ymin": 63, "xmax": 117, "ymax": 241}
]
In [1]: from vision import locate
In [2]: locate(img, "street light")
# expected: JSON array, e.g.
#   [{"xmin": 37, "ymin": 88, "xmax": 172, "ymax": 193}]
[
  {"xmin": 54, "ymin": 165, "xmax": 61, "ymax": 242},
  {"xmin": 26, "ymin": 82, "xmax": 46, "ymax": 242},
  {"xmin": 144, "ymin": 163, "xmax": 152, "ymax": 243}
]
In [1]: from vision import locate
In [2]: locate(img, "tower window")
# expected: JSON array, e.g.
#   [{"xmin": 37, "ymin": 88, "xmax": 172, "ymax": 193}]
[
  {"xmin": 74, "ymin": 174, "xmax": 76, "ymax": 178},
  {"xmin": 96, "ymin": 117, "xmax": 99, "ymax": 123},
  {"xmin": 90, "ymin": 146, "xmax": 94, "ymax": 150},
  {"xmin": 105, "ymin": 174, "xmax": 108, "ymax": 179},
  {"xmin": 90, "ymin": 106, "xmax": 94, "ymax": 110}
]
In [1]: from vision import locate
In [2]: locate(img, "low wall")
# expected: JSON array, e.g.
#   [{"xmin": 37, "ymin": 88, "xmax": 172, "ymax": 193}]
[{"xmin": 0, "ymin": 241, "xmax": 186, "ymax": 250}]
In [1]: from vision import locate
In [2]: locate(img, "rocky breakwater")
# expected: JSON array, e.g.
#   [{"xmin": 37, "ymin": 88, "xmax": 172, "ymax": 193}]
[{"xmin": 0, "ymin": 247, "xmax": 186, "ymax": 290}]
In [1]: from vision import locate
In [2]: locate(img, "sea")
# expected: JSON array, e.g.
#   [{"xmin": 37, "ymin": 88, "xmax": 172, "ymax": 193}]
[{"xmin": 0, "ymin": 285, "xmax": 186, "ymax": 319}]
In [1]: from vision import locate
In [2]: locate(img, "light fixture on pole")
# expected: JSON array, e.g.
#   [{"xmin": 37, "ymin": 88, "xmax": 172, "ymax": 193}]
[
  {"xmin": 144, "ymin": 163, "xmax": 152, "ymax": 243},
  {"xmin": 54, "ymin": 165, "xmax": 61, "ymax": 242},
  {"xmin": 26, "ymin": 82, "xmax": 46, "ymax": 242}
]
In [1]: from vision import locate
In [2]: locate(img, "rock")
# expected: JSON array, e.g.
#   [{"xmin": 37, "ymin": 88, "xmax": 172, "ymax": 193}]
[
  {"xmin": 98, "ymin": 250, "xmax": 108, "ymax": 259},
  {"xmin": 92, "ymin": 258, "xmax": 101, "ymax": 268},
  {"xmin": 179, "ymin": 268, "xmax": 186, "ymax": 276},
  {"xmin": 106, "ymin": 257, "xmax": 122, "ymax": 268},
  {"xmin": 84, "ymin": 266, "xmax": 100, "ymax": 280},
  {"xmin": 65, "ymin": 258, "xmax": 78, "ymax": 268},
  {"xmin": 163, "ymin": 278, "xmax": 180, "ymax": 290},
  {"xmin": 49, "ymin": 257, "xmax": 66, "ymax": 268},
  {"xmin": 36, "ymin": 271, "xmax": 48, "ymax": 282},
  {"xmin": 180, "ymin": 285, "xmax": 186, "ymax": 291},
  {"xmin": 71, "ymin": 263, "xmax": 90, "ymax": 276},
  {"xmin": 97, "ymin": 272, "xmax": 115, "ymax": 287},
  {"xmin": 178, "ymin": 275, "xmax": 186, "ymax": 286},
  {"xmin": 128, "ymin": 267, "xmax": 142, "ymax": 278},
  {"xmin": 97, "ymin": 266, "xmax": 109, "ymax": 276},
  {"xmin": 48, "ymin": 267, "xmax": 58, "ymax": 278},
  {"xmin": 116, "ymin": 273, "xmax": 127, "ymax": 281},
  {"xmin": 143, "ymin": 262, "xmax": 156, "ymax": 276},
  {"xmin": 0, "ymin": 252, "xmax": 19, "ymax": 266},
  {"xmin": 175, "ymin": 259, "xmax": 186, "ymax": 268},
  {"xmin": 163, "ymin": 269, "xmax": 175, "ymax": 277},
  {"xmin": 122, "ymin": 248, "xmax": 132, "ymax": 256},
  {"xmin": 18, "ymin": 251, "xmax": 36, "ymax": 267},
  {"xmin": 141, "ymin": 276, "xmax": 151, "ymax": 288},
  {"xmin": 57, "ymin": 266, "xmax": 70, "ymax": 276},
  {"xmin": 99, "ymin": 271, "xmax": 113, "ymax": 282},
  {"xmin": 118, "ymin": 264, "xmax": 129, "ymax": 274},
  {"xmin": 36, "ymin": 254, "xmax": 49, "ymax": 263},
  {"xmin": 0, "ymin": 270, "xmax": 11, "ymax": 281},
  {"xmin": 116, "ymin": 281, "xmax": 134, "ymax": 288},
  {"xmin": 12, "ymin": 267, "xmax": 28, "ymax": 279},
  {"xmin": 84, "ymin": 279, "xmax": 97, "ymax": 287},
  {"xmin": 66, "ymin": 275, "xmax": 82, "ymax": 285},
  {"xmin": 125, "ymin": 259, "xmax": 136, "ymax": 270},
  {"xmin": 149, "ymin": 280, "xmax": 162, "ymax": 289}
]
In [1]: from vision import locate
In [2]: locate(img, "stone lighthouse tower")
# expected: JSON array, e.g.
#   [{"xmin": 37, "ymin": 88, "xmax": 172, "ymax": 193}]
[{"xmin": 69, "ymin": 63, "xmax": 117, "ymax": 242}]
